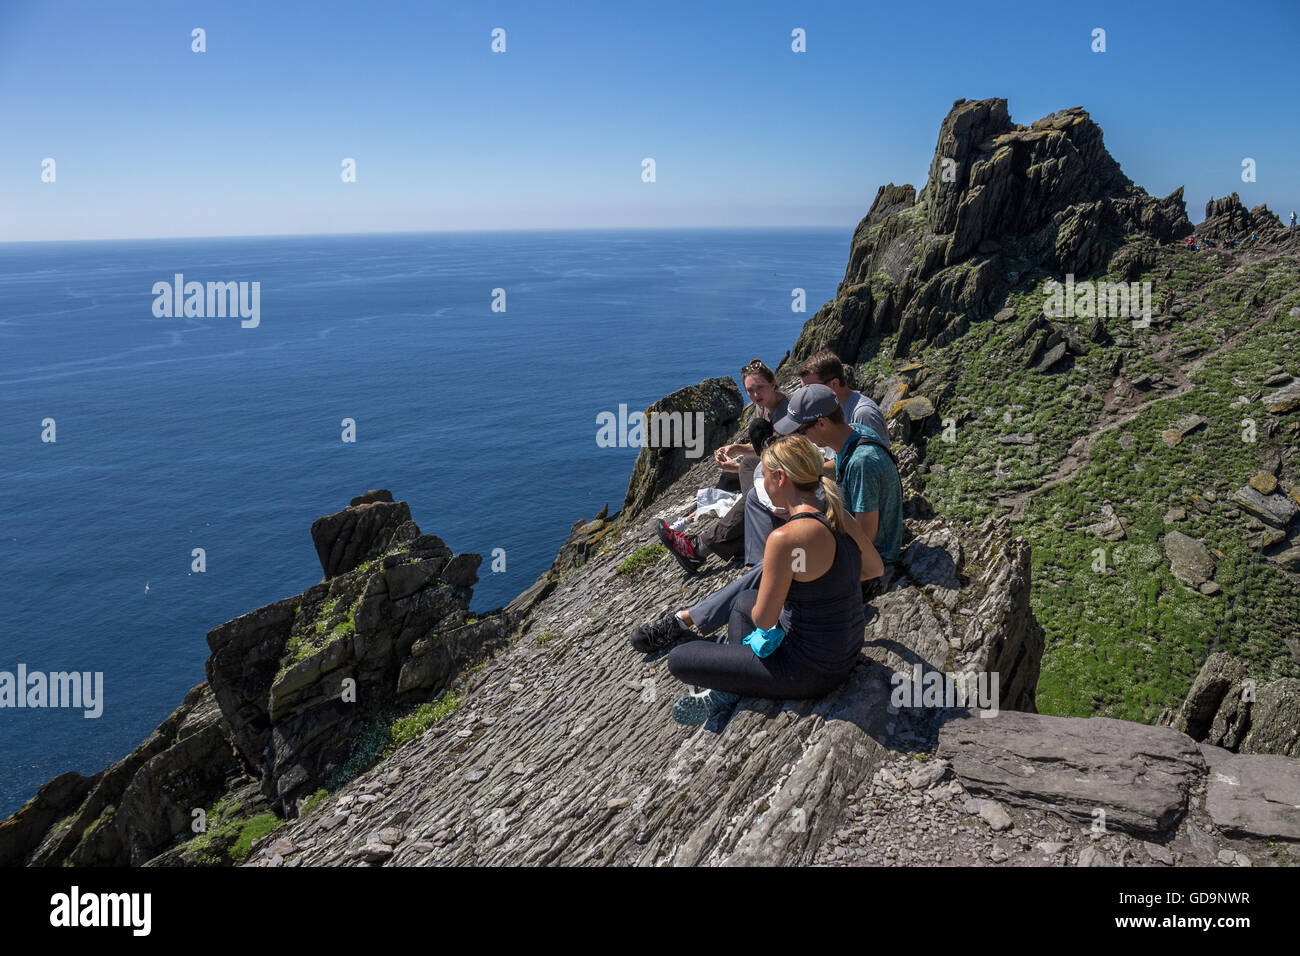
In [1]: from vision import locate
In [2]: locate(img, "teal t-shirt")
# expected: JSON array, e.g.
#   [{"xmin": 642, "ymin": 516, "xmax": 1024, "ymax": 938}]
[{"xmin": 835, "ymin": 424, "xmax": 903, "ymax": 564}]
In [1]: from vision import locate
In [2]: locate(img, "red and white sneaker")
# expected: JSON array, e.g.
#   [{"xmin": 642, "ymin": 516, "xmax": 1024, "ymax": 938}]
[{"xmin": 655, "ymin": 520, "xmax": 704, "ymax": 574}]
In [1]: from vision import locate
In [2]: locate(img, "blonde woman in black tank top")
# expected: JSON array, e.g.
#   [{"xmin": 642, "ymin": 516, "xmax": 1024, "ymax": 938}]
[{"xmin": 665, "ymin": 435, "xmax": 883, "ymax": 725}]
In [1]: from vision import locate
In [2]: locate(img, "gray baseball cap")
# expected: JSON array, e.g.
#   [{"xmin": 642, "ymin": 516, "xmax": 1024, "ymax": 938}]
[{"xmin": 773, "ymin": 384, "xmax": 840, "ymax": 435}]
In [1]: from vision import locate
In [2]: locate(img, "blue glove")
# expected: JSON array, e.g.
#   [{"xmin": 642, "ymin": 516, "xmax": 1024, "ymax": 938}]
[{"xmin": 743, "ymin": 625, "xmax": 786, "ymax": 658}]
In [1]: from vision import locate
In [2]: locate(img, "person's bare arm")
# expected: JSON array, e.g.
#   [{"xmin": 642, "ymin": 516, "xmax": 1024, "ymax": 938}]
[
  {"xmin": 718, "ymin": 443, "xmax": 755, "ymax": 459},
  {"xmin": 751, "ymin": 528, "xmax": 796, "ymax": 631},
  {"xmin": 843, "ymin": 513, "xmax": 884, "ymax": 580},
  {"xmin": 857, "ymin": 509, "xmax": 878, "ymax": 544}
]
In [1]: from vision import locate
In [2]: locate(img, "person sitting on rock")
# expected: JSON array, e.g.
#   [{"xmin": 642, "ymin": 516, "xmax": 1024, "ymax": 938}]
[
  {"xmin": 635, "ymin": 384, "xmax": 899, "ymax": 660},
  {"xmin": 657, "ymin": 357, "xmax": 789, "ymax": 573},
  {"xmin": 777, "ymin": 384, "xmax": 904, "ymax": 573},
  {"xmin": 796, "ymin": 348, "xmax": 890, "ymax": 448},
  {"xmin": 636, "ymin": 435, "xmax": 883, "ymax": 726}
]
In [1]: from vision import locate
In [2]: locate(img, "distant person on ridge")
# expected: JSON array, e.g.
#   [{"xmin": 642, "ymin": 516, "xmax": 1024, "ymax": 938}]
[
  {"xmin": 656, "ymin": 358, "xmax": 788, "ymax": 572},
  {"xmin": 796, "ymin": 349, "xmax": 890, "ymax": 449},
  {"xmin": 1290, "ymin": 210, "xmax": 1296, "ymax": 230},
  {"xmin": 640, "ymin": 435, "xmax": 883, "ymax": 726}
]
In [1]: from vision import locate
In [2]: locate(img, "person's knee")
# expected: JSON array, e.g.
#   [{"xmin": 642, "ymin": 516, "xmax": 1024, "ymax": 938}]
[
  {"xmin": 666, "ymin": 645, "xmax": 689, "ymax": 680},
  {"xmin": 732, "ymin": 588, "xmax": 758, "ymax": 617}
]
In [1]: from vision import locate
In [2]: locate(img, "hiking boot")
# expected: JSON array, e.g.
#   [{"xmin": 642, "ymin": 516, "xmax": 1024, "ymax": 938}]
[
  {"xmin": 655, "ymin": 520, "xmax": 703, "ymax": 574},
  {"xmin": 629, "ymin": 613, "xmax": 693, "ymax": 654},
  {"xmin": 672, "ymin": 688, "xmax": 741, "ymax": 726}
]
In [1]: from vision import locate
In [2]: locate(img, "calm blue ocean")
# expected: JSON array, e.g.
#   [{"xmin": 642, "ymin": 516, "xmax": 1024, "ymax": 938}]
[{"xmin": 0, "ymin": 228, "xmax": 847, "ymax": 816}]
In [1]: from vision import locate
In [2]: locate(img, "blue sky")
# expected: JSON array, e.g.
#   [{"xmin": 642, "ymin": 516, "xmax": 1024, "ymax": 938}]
[{"xmin": 2, "ymin": 0, "xmax": 1297, "ymax": 240}]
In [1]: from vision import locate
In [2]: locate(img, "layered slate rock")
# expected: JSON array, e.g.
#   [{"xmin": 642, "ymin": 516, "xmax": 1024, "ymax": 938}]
[
  {"xmin": 1201, "ymin": 746, "xmax": 1300, "ymax": 841},
  {"xmin": 1232, "ymin": 483, "xmax": 1299, "ymax": 528},
  {"xmin": 1262, "ymin": 381, "xmax": 1300, "ymax": 414},
  {"xmin": 937, "ymin": 712, "xmax": 1205, "ymax": 836},
  {"xmin": 254, "ymin": 451, "xmax": 1045, "ymax": 866},
  {"xmin": 622, "ymin": 377, "xmax": 744, "ymax": 520}
]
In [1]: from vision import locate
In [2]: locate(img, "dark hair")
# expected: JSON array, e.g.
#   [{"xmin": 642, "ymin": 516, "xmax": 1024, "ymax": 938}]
[
  {"xmin": 797, "ymin": 349, "xmax": 847, "ymax": 388},
  {"xmin": 747, "ymin": 417, "xmax": 775, "ymax": 455},
  {"xmin": 740, "ymin": 358, "xmax": 776, "ymax": 383}
]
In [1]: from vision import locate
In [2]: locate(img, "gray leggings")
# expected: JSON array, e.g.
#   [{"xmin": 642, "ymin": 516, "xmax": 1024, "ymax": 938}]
[{"xmin": 667, "ymin": 590, "xmax": 850, "ymax": 700}]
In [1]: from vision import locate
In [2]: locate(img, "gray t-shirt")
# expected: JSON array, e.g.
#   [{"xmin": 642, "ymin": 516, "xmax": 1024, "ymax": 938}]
[
  {"xmin": 756, "ymin": 392, "xmax": 790, "ymax": 422},
  {"xmin": 842, "ymin": 391, "xmax": 889, "ymax": 448}
]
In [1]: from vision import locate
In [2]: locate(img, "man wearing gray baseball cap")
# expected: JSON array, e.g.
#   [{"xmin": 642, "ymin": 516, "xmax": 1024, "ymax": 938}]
[{"xmin": 774, "ymin": 384, "xmax": 902, "ymax": 567}]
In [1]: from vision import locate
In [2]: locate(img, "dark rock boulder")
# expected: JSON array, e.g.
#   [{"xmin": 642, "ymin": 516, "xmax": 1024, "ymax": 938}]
[
  {"xmin": 17, "ymin": 682, "xmax": 242, "ymax": 867},
  {"xmin": 0, "ymin": 770, "xmax": 98, "ymax": 867},
  {"xmin": 311, "ymin": 497, "xmax": 413, "ymax": 579},
  {"xmin": 1161, "ymin": 652, "xmax": 1250, "ymax": 743},
  {"xmin": 621, "ymin": 377, "xmax": 743, "ymax": 521}
]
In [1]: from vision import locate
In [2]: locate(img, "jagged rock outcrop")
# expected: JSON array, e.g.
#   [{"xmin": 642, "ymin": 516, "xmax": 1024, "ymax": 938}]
[
  {"xmin": 1, "ymin": 682, "xmax": 243, "ymax": 866},
  {"xmin": 1200, "ymin": 193, "xmax": 1284, "ymax": 239},
  {"xmin": 1160, "ymin": 653, "xmax": 1300, "ymax": 759},
  {"xmin": 208, "ymin": 499, "xmax": 508, "ymax": 814},
  {"xmin": 3, "ymin": 495, "xmax": 508, "ymax": 865},
  {"xmin": 507, "ymin": 505, "xmax": 618, "ymax": 618},
  {"xmin": 783, "ymin": 98, "xmax": 1192, "ymax": 370}
]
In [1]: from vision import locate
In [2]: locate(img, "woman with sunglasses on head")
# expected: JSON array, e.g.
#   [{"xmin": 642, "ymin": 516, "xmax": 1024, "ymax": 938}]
[
  {"xmin": 657, "ymin": 357, "xmax": 789, "ymax": 572},
  {"xmin": 655, "ymin": 434, "xmax": 883, "ymax": 725}
]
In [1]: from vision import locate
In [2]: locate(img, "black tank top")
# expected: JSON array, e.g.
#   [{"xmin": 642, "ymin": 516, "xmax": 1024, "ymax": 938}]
[{"xmin": 778, "ymin": 511, "xmax": 866, "ymax": 674}]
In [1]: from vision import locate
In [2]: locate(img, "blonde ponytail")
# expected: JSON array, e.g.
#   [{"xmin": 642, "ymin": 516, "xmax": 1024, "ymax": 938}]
[
  {"xmin": 819, "ymin": 475, "xmax": 850, "ymax": 534},
  {"xmin": 762, "ymin": 435, "xmax": 850, "ymax": 531}
]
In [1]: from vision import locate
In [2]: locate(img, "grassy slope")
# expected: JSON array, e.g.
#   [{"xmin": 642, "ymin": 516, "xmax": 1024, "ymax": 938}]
[{"xmin": 857, "ymin": 241, "xmax": 1300, "ymax": 722}]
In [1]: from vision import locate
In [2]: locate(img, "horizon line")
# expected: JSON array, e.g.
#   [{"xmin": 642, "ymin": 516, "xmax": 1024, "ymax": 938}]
[{"xmin": 0, "ymin": 223, "xmax": 859, "ymax": 247}]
